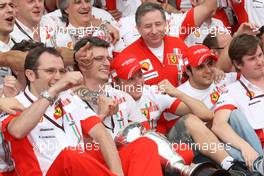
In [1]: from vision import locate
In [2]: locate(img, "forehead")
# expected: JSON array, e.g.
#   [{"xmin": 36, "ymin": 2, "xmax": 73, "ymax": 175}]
[
  {"xmin": 91, "ymin": 46, "xmax": 109, "ymax": 57},
  {"xmin": 139, "ymin": 10, "xmax": 165, "ymax": 24},
  {"xmin": 37, "ymin": 52, "xmax": 64, "ymax": 67}
]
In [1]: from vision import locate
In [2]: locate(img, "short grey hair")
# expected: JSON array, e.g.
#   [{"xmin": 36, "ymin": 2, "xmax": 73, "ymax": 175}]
[{"xmin": 135, "ymin": 2, "xmax": 166, "ymax": 26}]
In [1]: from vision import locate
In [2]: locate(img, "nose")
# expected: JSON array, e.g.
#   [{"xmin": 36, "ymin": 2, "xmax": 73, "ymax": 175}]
[
  {"xmin": 204, "ymin": 65, "xmax": 212, "ymax": 73},
  {"xmin": 151, "ymin": 25, "xmax": 158, "ymax": 34},
  {"xmin": 34, "ymin": 0, "xmax": 42, "ymax": 8},
  {"xmin": 6, "ymin": 3, "xmax": 14, "ymax": 13}
]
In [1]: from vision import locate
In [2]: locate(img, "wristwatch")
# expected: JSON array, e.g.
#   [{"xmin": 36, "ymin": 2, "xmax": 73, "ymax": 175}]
[{"xmin": 40, "ymin": 90, "xmax": 55, "ymax": 104}]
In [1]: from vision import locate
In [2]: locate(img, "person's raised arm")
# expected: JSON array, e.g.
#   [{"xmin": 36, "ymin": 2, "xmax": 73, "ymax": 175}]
[
  {"xmin": 7, "ymin": 72, "xmax": 83, "ymax": 139},
  {"xmin": 193, "ymin": 0, "xmax": 217, "ymax": 27},
  {"xmin": 158, "ymin": 79, "xmax": 213, "ymax": 121}
]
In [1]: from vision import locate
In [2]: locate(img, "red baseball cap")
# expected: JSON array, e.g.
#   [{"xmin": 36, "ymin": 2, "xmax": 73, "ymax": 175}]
[
  {"xmin": 111, "ymin": 53, "xmax": 142, "ymax": 80},
  {"xmin": 185, "ymin": 45, "xmax": 218, "ymax": 67}
]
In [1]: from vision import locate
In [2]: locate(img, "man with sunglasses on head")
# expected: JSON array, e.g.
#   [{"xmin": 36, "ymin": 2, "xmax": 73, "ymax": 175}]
[{"xmin": 73, "ymin": 36, "xmax": 163, "ymax": 176}]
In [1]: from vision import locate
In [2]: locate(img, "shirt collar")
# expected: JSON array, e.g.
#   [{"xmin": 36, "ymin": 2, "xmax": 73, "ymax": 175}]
[
  {"xmin": 24, "ymin": 86, "xmax": 38, "ymax": 102},
  {"xmin": 0, "ymin": 38, "xmax": 14, "ymax": 51},
  {"xmin": 16, "ymin": 19, "xmax": 33, "ymax": 34},
  {"xmin": 240, "ymin": 75, "xmax": 263, "ymax": 91}
]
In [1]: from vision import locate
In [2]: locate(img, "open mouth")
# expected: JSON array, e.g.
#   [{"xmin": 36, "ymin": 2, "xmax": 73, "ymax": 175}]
[{"xmin": 5, "ymin": 16, "xmax": 14, "ymax": 22}]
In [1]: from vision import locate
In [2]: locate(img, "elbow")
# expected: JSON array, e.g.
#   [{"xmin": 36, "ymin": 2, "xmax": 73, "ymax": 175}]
[{"xmin": 8, "ymin": 126, "xmax": 27, "ymax": 139}]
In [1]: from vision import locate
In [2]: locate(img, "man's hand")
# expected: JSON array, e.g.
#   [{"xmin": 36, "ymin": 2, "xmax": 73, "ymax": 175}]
[
  {"xmin": 97, "ymin": 95, "xmax": 118, "ymax": 120},
  {"xmin": 0, "ymin": 97, "xmax": 25, "ymax": 114},
  {"xmin": 158, "ymin": 79, "xmax": 179, "ymax": 97},
  {"xmin": 75, "ymin": 43, "xmax": 93, "ymax": 68},
  {"xmin": 234, "ymin": 23, "xmax": 260, "ymax": 37},
  {"xmin": 3, "ymin": 75, "xmax": 20, "ymax": 97},
  {"xmin": 48, "ymin": 72, "xmax": 84, "ymax": 98},
  {"xmin": 104, "ymin": 23, "xmax": 120, "ymax": 44},
  {"xmin": 107, "ymin": 9, "xmax": 122, "ymax": 21},
  {"xmin": 240, "ymin": 144, "xmax": 259, "ymax": 170},
  {"xmin": 212, "ymin": 67, "xmax": 225, "ymax": 84}
]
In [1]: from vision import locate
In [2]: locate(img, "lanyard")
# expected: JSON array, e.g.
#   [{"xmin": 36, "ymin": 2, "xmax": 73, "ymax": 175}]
[
  {"xmin": 15, "ymin": 21, "xmax": 34, "ymax": 41},
  {"xmin": 83, "ymin": 99, "xmax": 115, "ymax": 134},
  {"xmin": 24, "ymin": 91, "xmax": 65, "ymax": 132},
  {"xmin": 238, "ymin": 80, "xmax": 264, "ymax": 100}
]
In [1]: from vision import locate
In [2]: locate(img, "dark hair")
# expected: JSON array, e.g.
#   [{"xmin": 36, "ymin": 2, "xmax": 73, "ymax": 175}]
[
  {"xmin": 24, "ymin": 47, "xmax": 63, "ymax": 84},
  {"xmin": 203, "ymin": 33, "xmax": 219, "ymax": 49},
  {"xmin": 135, "ymin": 2, "xmax": 166, "ymax": 26},
  {"xmin": 73, "ymin": 36, "xmax": 110, "ymax": 71},
  {"xmin": 228, "ymin": 34, "xmax": 263, "ymax": 70},
  {"xmin": 11, "ymin": 40, "xmax": 45, "ymax": 52}
]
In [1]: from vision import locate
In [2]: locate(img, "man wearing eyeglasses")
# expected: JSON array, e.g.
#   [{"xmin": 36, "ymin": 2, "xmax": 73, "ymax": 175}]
[
  {"xmin": 73, "ymin": 36, "xmax": 163, "ymax": 176},
  {"xmin": 1, "ymin": 46, "xmax": 146, "ymax": 176}
]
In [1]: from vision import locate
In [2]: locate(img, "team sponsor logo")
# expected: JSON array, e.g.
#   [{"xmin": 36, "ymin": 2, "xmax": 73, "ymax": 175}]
[
  {"xmin": 143, "ymin": 71, "xmax": 159, "ymax": 81},
  {"xmin": 167, "ymin": 53, "xmax": 179, "ymax": 65},
  {"xmin": 139, "ymin": 59, "xmax": 153, "ymax": 73},
  {"xmin": 54, "ymin": 106, "xmax": 63, "ymax": 120},
  {"xmin": 210, "ymin": 91, "xmax": 220, "ymax": 104}
]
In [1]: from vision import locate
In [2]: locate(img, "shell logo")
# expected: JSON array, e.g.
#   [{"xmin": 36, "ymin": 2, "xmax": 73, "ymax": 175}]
[{"xmin": 141, "ymin": 62, "xmax": 150, "ymax": 71}]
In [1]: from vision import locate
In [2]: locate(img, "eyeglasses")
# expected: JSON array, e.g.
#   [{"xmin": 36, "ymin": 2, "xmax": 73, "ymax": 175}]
[{"xmin": 33, "ymin": 68, "xmax": 68, "ymax": 75}]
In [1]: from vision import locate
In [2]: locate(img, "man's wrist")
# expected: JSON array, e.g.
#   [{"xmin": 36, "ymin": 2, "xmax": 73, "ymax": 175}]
[{"xmin": 40, "ymin": 90, "xmax": 55, "ymax": 104}]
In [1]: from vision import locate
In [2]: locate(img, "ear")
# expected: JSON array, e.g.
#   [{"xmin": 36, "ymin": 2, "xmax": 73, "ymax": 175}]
[
  {"xmin": 25, "ymin": 69, "xmax": 36, "ymax": 82},
  {"xmin": 233, "ymin": 61, "xmax": 242, "ymax": 71},
  {"xmin": 185, "ymin": 68, "xmax": 192, "ymax": 77}
]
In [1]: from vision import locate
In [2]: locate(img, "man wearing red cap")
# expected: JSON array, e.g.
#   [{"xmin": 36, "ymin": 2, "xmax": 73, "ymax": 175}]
[
  {"xmin": 110, "ymin": 50, "xmax": 249, "ymax": 174},
  {"xmin": 173, "ymin": 44, "xmax": 262, "ymax": 174}
]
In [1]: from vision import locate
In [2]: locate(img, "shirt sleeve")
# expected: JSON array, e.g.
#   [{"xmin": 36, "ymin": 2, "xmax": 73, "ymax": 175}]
[
  {"xmin": 1, "ymin": 112, "xmax": 21, "ymax": 141},
  {"xmin": 214, "ymin": 89, "xmax": 237, "ymax": 113}
]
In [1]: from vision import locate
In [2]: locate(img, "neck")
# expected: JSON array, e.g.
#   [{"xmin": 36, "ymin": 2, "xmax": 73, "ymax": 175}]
[
  {"xmin": 83, "ymin": 77, "xmax": 106, "ymax": 92},
  {"xmin": 205, "ymin": 18, "xmax": 212, "ymax": 26},
  {"xmin": 29, "ymin": 85, "xmax": 41, "ymax": 99},
  {"xmin": 189, "ymin": 79, "xmax": 211, "ymax": 90},
  {"xmin": 0, "ymin": 33, "xmax": 10, "ymax": 44},
  {"xmin": 16, "ymin": 18, "xmax": 38, "ymax": 31}
]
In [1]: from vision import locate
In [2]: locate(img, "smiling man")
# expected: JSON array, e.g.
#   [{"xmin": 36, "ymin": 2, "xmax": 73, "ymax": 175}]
[{"xmin": 11, "ymin": 0, "xmax": 45, "ymax": 42}]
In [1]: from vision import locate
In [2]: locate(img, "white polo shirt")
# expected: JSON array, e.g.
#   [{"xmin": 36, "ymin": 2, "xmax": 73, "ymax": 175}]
[
  {"xmin": 84, "ymin": 85, "xmax": 140, "ymax": 138},
  {"xmin": 11, "ymin": 19, "xmax": 47, "ymax": 43},
  {"xmin": 177, "ymin": 72, "xmax": 238, "ymax": 110},
  {"xmin": 2, "ymin": 87, "xmax": 100, "ymax": 175},
  {"xmin": 130, "ymin": 85, "xmax": 181, "ymax": 130},
  {"xmin": 215, "ymin": 75, "xmax": 264, "ymax": 129}
]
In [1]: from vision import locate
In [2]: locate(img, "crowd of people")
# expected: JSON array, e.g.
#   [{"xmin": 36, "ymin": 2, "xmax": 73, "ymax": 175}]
[{"xmin": 0, "ymin": 0, "xmax": 263, "ymax": 175}]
